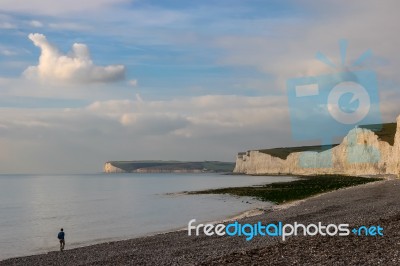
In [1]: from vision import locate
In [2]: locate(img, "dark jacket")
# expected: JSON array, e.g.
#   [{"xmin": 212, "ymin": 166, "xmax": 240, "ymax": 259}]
[{"xmin": 58, "ymin": 232, "xmax": 65, "ymax": 240}]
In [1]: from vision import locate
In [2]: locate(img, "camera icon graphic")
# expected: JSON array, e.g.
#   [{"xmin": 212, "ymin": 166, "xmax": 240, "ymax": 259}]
[{"xmin": 287, "ymin": 41, "xmax": 381, "ymax": 168}]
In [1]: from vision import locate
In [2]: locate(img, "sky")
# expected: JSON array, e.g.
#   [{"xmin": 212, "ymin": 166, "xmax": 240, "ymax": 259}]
[{"xmin": 0, "ymin": 0, "xmax": 399, "ymax": 173}]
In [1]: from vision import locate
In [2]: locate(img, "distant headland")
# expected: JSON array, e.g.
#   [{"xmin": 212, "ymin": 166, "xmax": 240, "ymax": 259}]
[{"xmin": 104, "ymin": 161, "xmax": 235, "ymax": 173}]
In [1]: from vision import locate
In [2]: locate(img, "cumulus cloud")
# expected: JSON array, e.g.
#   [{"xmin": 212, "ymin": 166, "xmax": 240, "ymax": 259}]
[{"xmin": 24, "ymin": 33, "xmax": 125, "ymax": 84}]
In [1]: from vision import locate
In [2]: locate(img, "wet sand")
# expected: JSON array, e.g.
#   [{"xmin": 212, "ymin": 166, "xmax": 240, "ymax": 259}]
[{"xmin": 1, "ymin": 179, "xmax": 399, "ymax": 266}]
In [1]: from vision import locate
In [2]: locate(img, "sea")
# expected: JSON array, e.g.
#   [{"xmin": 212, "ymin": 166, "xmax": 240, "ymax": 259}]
[{"xmin": 0, "ymin": 173, "xmax": 295, "ymax": 260}]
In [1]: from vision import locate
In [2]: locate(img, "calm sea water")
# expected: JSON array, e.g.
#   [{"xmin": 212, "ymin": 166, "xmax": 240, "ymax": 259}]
[{"xmin": 0, "ymin": 173, "xmax": 295, "ymax": 260}]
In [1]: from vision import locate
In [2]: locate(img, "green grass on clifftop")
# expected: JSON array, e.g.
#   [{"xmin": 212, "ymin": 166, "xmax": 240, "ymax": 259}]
[
  {"xmin": 258, "ymin": 145, "xmax": 338, "ymax": 160},
  {"xmin": 191, "ymin": 175, "xmax": 382, "ymax": 204},
  {"xmin": 359, "ymin": 122, "xmax": 397, "ymax": 146}
]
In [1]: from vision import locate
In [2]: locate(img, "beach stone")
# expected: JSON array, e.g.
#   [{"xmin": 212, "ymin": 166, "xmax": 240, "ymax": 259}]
[{"xmin": 1, "ymin": 180, "xmax": 400, "ymax": 265}]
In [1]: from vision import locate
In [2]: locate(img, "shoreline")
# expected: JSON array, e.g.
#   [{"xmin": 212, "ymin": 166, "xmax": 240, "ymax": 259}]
[
  {"xmin": 1, "ymin": 176, "xmax": 396, "ymax": 264},
  {"xmin": 2, "ymin": 178, "xmax": 399, "ymax": 265},
  {"xmin": 0, "ymin": 173, "xmax": 286, "ymax": 261},
  {"xmin": 0, "ymin": 200, "xmax": 272, "ymax": 262},
  {"xmin": 0, "ymin": 194, "xmax": 272, "ymax": 261}
]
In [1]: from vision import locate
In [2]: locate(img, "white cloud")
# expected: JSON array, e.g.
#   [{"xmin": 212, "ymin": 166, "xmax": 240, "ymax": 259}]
[
  {"xmin": 29, "ymin": 20, "xmax": 43, "ymax": 28},
  {"xmin": 0, "ymin": 77, "xmax": 13, "ymax": 85},
  {"xmin": 0, "ymin": 48, "xmax": 16, "ymax": 56},
  {"xmin": 0, "ymin": 94, "xmax": 293, "ymax": 173},
  {"xmin": 48, "ymin": 22, "xmax": 91, "ymax": 31},
  {"xmin": 85, "ymin": 95, "xmax": 288, "ymax": 136},
  {"xmin": 215, "ymin": 0, "xmax": 400, "ymax": 92},
  {"xmin": 129, "ymin": 79, "xmax": 138, "ymax": 87},
  {"xmin": 2, "ymin": 0, "xmax": 400, "ymax": 174},
  {"xmin": 0, "ymin": 21, "xmax": 16, "ymax": 29},
  {"xmin": 24, "ymin": 33, "xmax": 126, "ymax": 84},
  {"xmin": 1, "ymin": 90, "xmax": 400, "ymax": 173},
  {"xmin": 0, "ymin": 0, "xmax": 129, "ymax": 15}
]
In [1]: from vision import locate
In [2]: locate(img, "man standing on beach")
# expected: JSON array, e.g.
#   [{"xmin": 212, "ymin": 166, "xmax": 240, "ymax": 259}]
[{"xmin": 58, "ymin": 228, "xmax": 65, "ymax": 251}]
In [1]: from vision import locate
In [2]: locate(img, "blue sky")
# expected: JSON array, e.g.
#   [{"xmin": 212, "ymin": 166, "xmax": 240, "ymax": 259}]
[
  {"xmin": 0, "ymin": 0, "xmax": 399, "ymax": 173},
  {"xmin": 0, "ymin": 0, "xmax": 306, "ymax": 102}
]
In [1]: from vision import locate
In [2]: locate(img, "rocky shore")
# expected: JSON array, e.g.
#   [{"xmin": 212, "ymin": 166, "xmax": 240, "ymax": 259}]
[{"xmin": 1, "ymin": 179, "xmax": 399, "ymax": 266}]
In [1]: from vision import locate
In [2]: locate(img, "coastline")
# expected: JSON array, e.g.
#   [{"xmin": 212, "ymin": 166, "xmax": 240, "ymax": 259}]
[
  {"xmin": 0, "ymin": 202, "xmax": 268, "ymax": 262},
  {"xmin": 0, "ymin": 197, "xmax": 272, "ymax": 261},
  {"xmin": 0, "ymin": 173, "xmax": 287, "ymax": 261},
  {"xmin": 2, "ymin": 178, "xmax": 399, "ymax": 265}
]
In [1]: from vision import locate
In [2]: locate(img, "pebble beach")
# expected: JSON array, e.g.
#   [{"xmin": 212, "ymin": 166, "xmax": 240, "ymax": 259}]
[{"xmin": 1, "ymin": 179, "xmax": 399, "ymax": 266}]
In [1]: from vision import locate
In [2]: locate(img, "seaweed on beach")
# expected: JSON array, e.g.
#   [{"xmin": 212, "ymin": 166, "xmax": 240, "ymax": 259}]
[{"xmin": 191, "ymin": 175, "xmax": 383, "ymax": 204}]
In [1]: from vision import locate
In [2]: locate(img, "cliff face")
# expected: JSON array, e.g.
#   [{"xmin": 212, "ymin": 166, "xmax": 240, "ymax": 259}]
[
  {"xmin": 104, "ymin": 162, "xmax": 126, "ymax": 173},
  {"xmin": 234, "ymin": 116, "xmax": 400, "ymax": 177}
]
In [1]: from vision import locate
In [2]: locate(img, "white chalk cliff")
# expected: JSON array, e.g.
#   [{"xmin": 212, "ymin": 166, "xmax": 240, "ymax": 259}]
[
  {"xmin": 103, "ymin": 162, "xmax": 126, "ymax": 173},
  {"xmin": 234, "ymin": 116, "xmax": 400, "ymax": 177}
]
